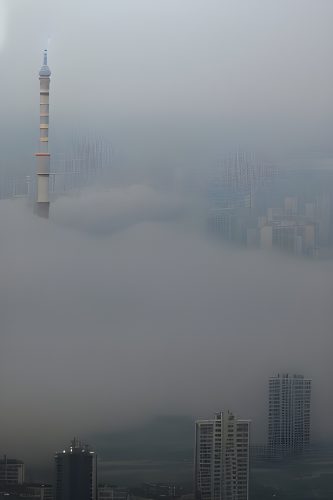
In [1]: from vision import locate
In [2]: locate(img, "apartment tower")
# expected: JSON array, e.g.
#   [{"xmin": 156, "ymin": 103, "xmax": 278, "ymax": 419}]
[
  {"xmin": 268, "ymin": 373, "xmax": 311, "ymax": 459},
  {"xmin": 194, "ymin": 410, "xmax": 250, "ymax": 500}
]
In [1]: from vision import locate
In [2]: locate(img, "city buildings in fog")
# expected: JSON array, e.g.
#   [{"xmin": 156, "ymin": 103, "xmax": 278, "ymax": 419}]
[
  {"xmin": 0, "ymin": 455, "xmax": 52, "ymax": 499},
  {"xmin": 136, "ymin": 483, "xmax": 183, "ymax": 499},
  {"xmin": 268, "ymin": 373, "xmax": 311, "ymax": 459},
  {"xmin": 204, "ymin": 163, "xmax": 333, "ymax": 258},
  {"xmin": 194, "ymin": 410, "xmax": 250, "ymax": 500},
  {"xmin": 23, "ymin": 484, "xmax": 53, "ymax": 500},
  {"xmin": 55, "ymin": 438, "xmax": 97, "ymax": 500},
  {"xmin": 99, "ymin": 484, "xmax": 131, "ymax": 500},
  {"xmin": 0, "ymin": 483, "xmax": 52, "ymax": 500},
  {"xmin": 0, "ymin": 456, "xmax": 25, "ymax": 484},
  {"xmin": 0, "ymin": 135, "xmax": 111, "ymax": 201}
]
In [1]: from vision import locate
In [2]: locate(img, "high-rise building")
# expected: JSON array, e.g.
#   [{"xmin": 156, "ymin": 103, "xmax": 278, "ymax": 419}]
[
  {"xmin": 194, "ymin": 411, "xmax": 250, "ymax": 500},
  {"xmin": 268, "ymin": 373, "xmax": 311, "ymax": 459},
  {"xmin": 55, "ymin": 438, "xmax": 97, "ymax": 500},
  {"xmin": 0, "ymin": 456, "xmax": 25, "ymax": 484}
]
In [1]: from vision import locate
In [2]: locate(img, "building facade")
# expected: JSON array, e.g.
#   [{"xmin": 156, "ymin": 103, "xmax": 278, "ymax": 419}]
[
  {"xmin": 268, "ymin": 373, "xmax": 311, "ymax": 459},
  {"xmin": 194, "ymin": 411, "xmax": 250, "ymax": 500},
  {"xmin": 55, "ymin": 438, "xmax": 97, "ymax": 500},
  {"xmin": 0, "ymin": 456, "xmax": 25, "ymax": 484}
]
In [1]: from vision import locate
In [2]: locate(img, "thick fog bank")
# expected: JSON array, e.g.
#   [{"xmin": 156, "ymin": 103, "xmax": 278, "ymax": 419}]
[{"xmin": 0, "ymin": 191, "xmax": 332, "ymax": 462}]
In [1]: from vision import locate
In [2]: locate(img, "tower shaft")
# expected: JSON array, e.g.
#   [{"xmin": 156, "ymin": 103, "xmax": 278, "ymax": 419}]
[{"xmin": 35, "ymin": 50, "xmax": 51, "ymax": 218}]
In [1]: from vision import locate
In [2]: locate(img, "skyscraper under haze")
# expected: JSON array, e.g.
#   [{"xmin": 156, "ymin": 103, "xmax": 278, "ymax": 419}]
[
  {"xmin": 55, "ymin": 438, "xmax": 97, "ymax": 500},
  {"xmin": 268, "ymin": 373, "xmax": 311, "ymax": 459},
  {"xmin": 194, "ymin": 410, "xmax": 250, "ymax": 500}
]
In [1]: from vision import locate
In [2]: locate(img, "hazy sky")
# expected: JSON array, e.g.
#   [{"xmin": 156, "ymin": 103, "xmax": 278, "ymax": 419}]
[
  {"xmin": 1, "ymin": 0, "xmax": 333, "ymax": 464},
  {"xmin": 0, "ymin": 0, "xmax": 333, "ymax": 171}
]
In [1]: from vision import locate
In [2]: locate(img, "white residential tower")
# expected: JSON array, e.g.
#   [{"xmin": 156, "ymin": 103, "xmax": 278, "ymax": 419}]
[{"xmin": 194, "ymin": 410, "xmax": 250, "ymax": 500}]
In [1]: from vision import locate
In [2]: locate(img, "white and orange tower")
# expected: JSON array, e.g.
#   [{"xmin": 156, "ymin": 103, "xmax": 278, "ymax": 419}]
[{"xmin": 35, "ymin": 50, "xmax": 51, "ymax": 218}]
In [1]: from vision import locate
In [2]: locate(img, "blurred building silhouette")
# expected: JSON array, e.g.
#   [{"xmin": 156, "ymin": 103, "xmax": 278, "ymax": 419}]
[
  {"xmin": 0, "ymin": 456, "xmax": 25, "ymax": 484},
  {"xmin": 141, "ymin": 483, "xmax": 182, "ymax": 499},
  {"xmin": 24, "ymin": 484, "xmax": 53, "ymax": 499},
  {"xmin": 98, "ymin": 484, "xmax": 131, "ymax": 500}
]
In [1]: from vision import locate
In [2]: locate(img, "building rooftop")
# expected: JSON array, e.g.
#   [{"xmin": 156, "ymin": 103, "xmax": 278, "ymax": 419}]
[{"xmin": 0, "ymin": 458, "xmax": 24, "ymax": 465}]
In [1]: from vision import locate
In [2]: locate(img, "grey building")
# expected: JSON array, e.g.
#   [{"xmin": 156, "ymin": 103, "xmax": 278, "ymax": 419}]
[
  {"xmin": 268, "ymin": 373, "xmax": 311, "ymax": 459},
  {"xmin": 194, "ymin": 410, "xmax": 250, "ymax": 500},
  {"xmin": 55, "ymin": 438, "xmax": 97, "ymax": 500},
  {"xmin": 24, "ymin": 484, "xmax": 53, "ymax": 499},
  {"xmin": 0, "ymin": 456, "xmax": 25, "ymax": 485}
]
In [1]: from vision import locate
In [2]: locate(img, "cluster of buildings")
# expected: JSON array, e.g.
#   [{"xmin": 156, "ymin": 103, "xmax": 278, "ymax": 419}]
[
  {"xmin": 206, "ymin": 163, "xmax": 333, "ymax": 258},
  {"xmin": 257, "ymin": 196, "xmax": 328, "ymax": 256},
  {"xmin": 0, "ymin": 441, "xmax": 123, "ymax": 500},
  {"xmin": 1, "ymin": 373, "xmax": 311, "ymax": 500},
  {"xmin": 194, "ymin": 374, "xmax": 311, "ymax": 499},
  {"xmin": 0, "ymin": 456, "xmax": 52, "ymax": 499}
]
